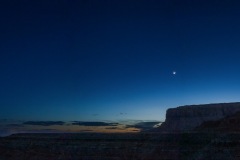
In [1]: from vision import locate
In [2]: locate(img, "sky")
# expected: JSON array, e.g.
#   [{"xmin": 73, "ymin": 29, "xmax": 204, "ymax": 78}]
[{"xmin": 1, "ymin": 0, "xmax": 240, "ymax": 127}]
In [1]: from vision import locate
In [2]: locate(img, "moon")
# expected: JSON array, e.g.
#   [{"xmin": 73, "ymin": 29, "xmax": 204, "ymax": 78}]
[{"xmin": 173, "ymin": 71, "xmax": 176, "ymax": 75}]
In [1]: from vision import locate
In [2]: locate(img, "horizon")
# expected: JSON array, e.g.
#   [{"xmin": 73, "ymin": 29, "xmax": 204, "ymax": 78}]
[{"xmin": 1, "ymin": 101, "xmax": 239, "ymax": 137}]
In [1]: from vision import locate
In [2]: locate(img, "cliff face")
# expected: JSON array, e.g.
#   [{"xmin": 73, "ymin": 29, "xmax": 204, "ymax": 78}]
[
  {"xmin": 195, "ymin": 111, "xmax": 240, "ymax": 132},
  {"xmin": 159, "ymin": 102, "xmax": 240, "ymax": 132}
]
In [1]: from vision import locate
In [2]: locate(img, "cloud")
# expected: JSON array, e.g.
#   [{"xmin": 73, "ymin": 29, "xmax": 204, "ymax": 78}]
[
  {"xmin": 105, "ymin": 127, "xmax": 118, "ymax": 130},
  {"xmin": 125, "ymin": 122, "xmax": 162, "ymax": 131},
  {"xmin": 79, "ymin": 130, "xmax": 94, "ymax": 132},
  {"xmin": 6, "ymin": 124, "xmax": 24, "ymax": 127},
  {"xmin": 23, "ymin": 121, "xmax": 65, "ymax": 126},
  {"xmin": 72, "ymin": 121, "xmax": 119, "ymax": 126}
]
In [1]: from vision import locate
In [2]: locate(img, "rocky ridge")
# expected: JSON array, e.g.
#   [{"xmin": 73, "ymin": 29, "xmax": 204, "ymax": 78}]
[{"xmin": 159, "ymin": 102, "xmax": 240, "ymax": 132}]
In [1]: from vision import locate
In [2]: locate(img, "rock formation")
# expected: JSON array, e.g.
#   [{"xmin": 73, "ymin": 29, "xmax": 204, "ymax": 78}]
[
  {"xmin": 195, "ymin": 111, "xmax": 240, "ymax": 132},
  {"xmin": 159, "ymin": 102, "xmax": 240, "ymax": 132}
]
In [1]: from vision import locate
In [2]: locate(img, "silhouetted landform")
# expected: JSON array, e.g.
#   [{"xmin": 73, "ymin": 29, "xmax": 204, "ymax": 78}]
[
  {"xmin": 71, "ymin": 121, "xmax": 119, "ymax": 126},
  {"xmin": 159, "ymin": 102, "xmax": 240, "ymax": 132},
  {"xmin": 195, "ymin": 111, "xmax": 240, "ymax": 132},
  {"xmin": 2, "ymin": 132, "xmax": 240, "ymax": 159},
  {"xmin": 0, "ymin": 103, "xmax": 240, "ymax": 160},
  {"xmin": 3, "ymin": 102, "xmax": 240, "ymax": 159},
  {"xmin": 23, "ymin": 121, "xmax": 65, "ymax": 126}
]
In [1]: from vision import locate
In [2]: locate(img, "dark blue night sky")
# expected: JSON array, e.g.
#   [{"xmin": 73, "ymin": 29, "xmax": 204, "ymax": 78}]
[{"xmin": 1, "ymin": 0, "xmax": 240, "ymax": 121}]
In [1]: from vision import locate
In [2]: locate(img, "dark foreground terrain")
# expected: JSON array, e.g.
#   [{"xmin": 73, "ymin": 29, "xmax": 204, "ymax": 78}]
[{"xmin": 1, "ymin": 132, "xmax": 240, "ymax": 160}]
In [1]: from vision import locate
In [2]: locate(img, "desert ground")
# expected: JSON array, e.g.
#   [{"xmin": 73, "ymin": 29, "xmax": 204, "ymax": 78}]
[{"xmin": 1, "ymin": 132, "xmax": 240, "ymax": 160}]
